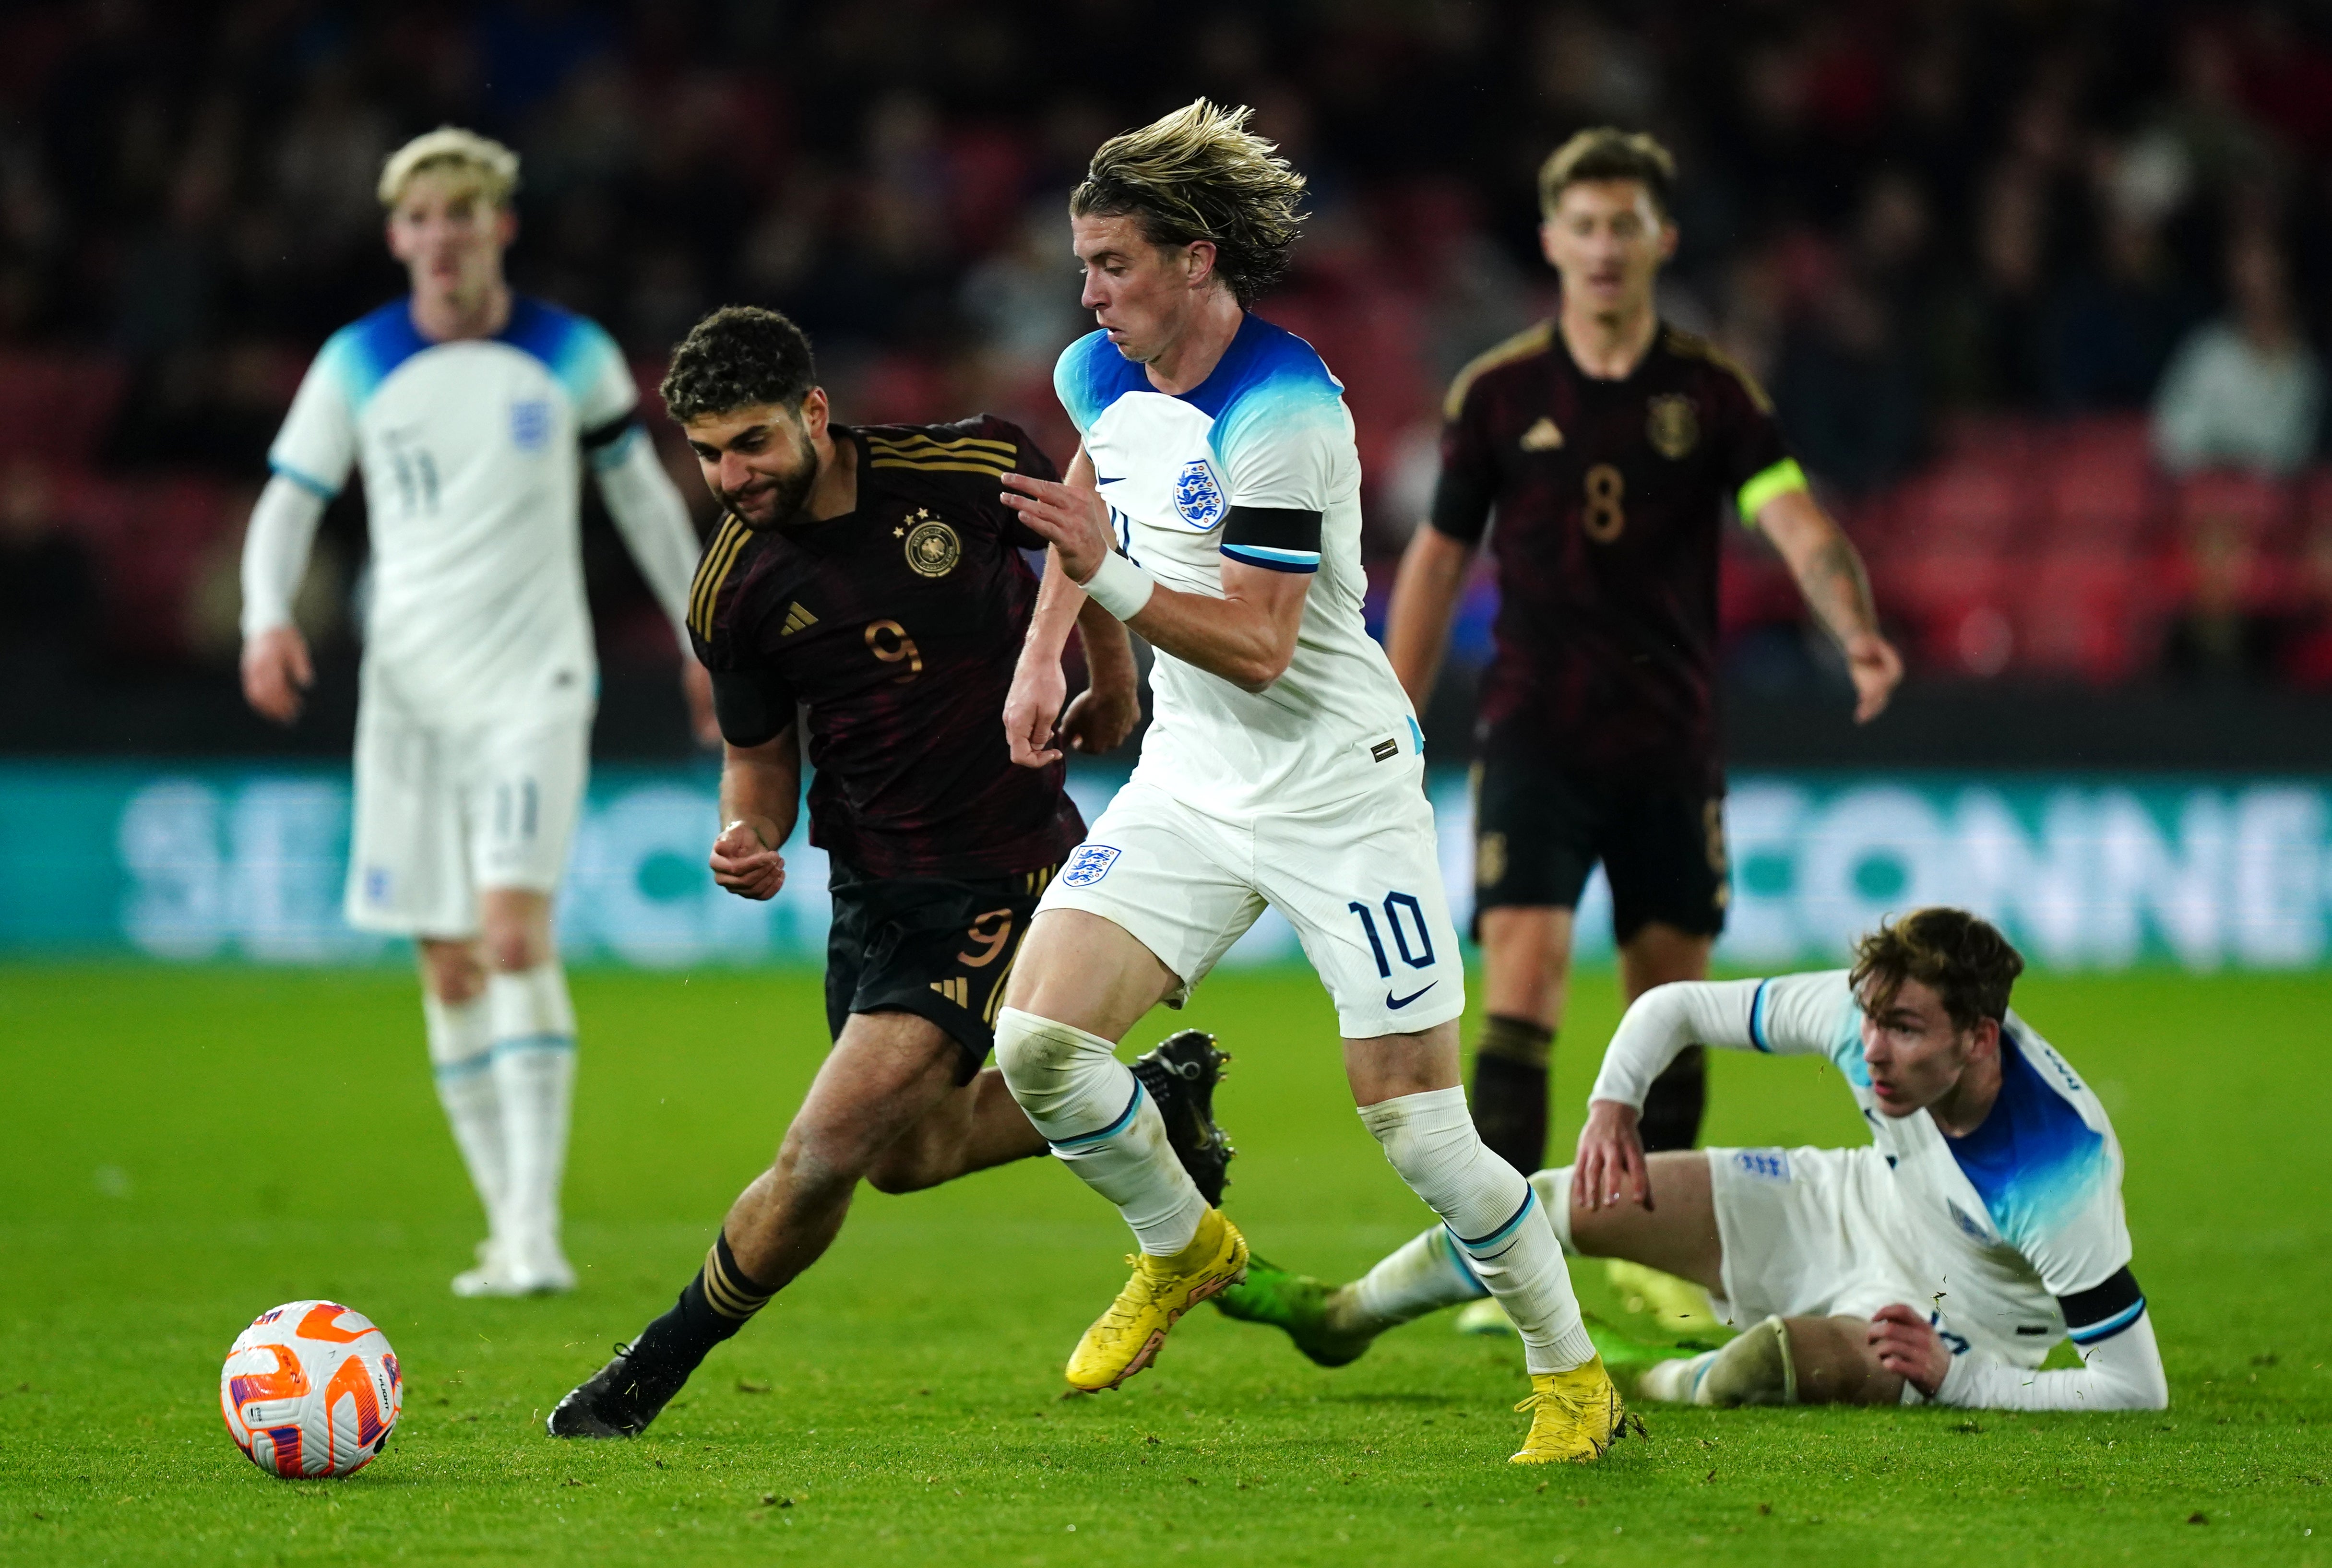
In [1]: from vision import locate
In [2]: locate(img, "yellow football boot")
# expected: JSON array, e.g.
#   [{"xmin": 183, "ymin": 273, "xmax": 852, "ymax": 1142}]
[
  {"xmin": 1510, "ymin": 1354, "xmax": 1629, "ymax": 1464},
  {"xmin": 1605, "ymin": 1258, "xmax": 1721, "ymax": 1332},
  {"xmin": 1065, "ymin": 1208, "xmax": 1248, "ymax": 1392}
]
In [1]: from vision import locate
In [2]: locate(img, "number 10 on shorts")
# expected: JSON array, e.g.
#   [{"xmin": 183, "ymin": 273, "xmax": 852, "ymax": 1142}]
[{"xmin": 1348, "ymin": 892, "xmax": 1436, "ymax": 977}]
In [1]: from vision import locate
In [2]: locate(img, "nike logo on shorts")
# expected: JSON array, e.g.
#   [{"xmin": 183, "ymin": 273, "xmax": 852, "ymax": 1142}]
[{"xmin": 1385, "ymin": 982, "xmax": 1437, "ymax": 1010}]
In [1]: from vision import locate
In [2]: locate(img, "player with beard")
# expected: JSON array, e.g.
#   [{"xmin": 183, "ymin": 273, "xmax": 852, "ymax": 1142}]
[{"xmin": 549, "ymin": 307, "xmax": 1235, "ymax": 1438}]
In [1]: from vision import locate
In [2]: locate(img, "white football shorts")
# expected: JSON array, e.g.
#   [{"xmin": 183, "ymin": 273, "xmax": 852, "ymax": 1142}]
[
  {"xmin": 1696, "ymin": 1144, "xmax": 2058, "ymax": 1368},
  {"xmin": 1035, "ymin": 774, "xmax": 1465, "ymax": 1039},
  {"xmin": 344, "ymin": 703, "xmax": 590, "ymax": 938}
]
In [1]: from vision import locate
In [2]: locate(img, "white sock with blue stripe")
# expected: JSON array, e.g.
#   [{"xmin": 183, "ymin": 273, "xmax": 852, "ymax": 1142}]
[
  {"xmin": 995, "ymin": 1008, "xmax": 1208, "ymax": 1256},
  {"xmin": 424, "ymin": 989, "xmax": 505, "ymax": 1243},
  {"xmin": 488, "ymin": 962, "xmax": 576, "ymax": 1268},
  {"xmin": 1358, "ymin": 1087, "xmax": 1594, "ymax": 1373},
  {"xmin": 1352, "ymin": 1224, "xmax": 1489, "ymax": 1329}
]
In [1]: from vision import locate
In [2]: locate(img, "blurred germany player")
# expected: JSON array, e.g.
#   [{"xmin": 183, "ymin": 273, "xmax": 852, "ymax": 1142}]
[
  {"xmin": 991, "ymin": 102, "xmax": 1624, "ymax": 1464},
  {"xmin": 1384, "ymin": 130, "xmax": 1903, "ymax": 1329},
  {"xmin": 549, "ymin": 308, "xmax": 1233, "ymax": 1438},
  {"xmin": 238, "ymin": 129, "xmax": 714, "ymax": 1298}
]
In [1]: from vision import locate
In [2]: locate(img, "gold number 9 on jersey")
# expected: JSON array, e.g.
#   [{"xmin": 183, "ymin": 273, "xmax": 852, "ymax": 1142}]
[
  {"xmin": 865, "ymin": 619, "xmax": 923, "ymax": 682},
  {"xmin": 1582, "ymin": 463, "xmax": 1627, "ymax": 543}
]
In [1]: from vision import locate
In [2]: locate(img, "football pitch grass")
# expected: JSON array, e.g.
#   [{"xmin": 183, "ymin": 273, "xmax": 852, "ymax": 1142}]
[{"xmin": 2, "ymin": 964, "xmax": 2327, "ymax": 1566}]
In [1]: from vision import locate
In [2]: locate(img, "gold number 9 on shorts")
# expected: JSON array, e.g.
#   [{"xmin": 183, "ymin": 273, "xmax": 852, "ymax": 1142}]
[{"xmin": 1582, "ymin": 463, "xmax": 1626, "ymax": 543}]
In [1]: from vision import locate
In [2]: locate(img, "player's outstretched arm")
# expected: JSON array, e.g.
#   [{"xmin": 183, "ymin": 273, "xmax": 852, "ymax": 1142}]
[
  {"xmin": 999, "ymin": 471, "xmax": 1309, "ymax": 694},
  {"xmin": 709, "ymin": 727, "xmax": 799, "ymax": 901},
  {"xmin": 238, "ymin": 475, "xmax": 327, "ymax": 724},
  {"xmin": 1755, "ymin": 487, "xmax": 1903, "ymax": 723},
  {"xmin": 1577, "ymin": 974, "xmax": 1846, "ymax": 1210},
  {"xmin": 1383, "ymin": 523, "xmax": 1475, "ymax": 713}
]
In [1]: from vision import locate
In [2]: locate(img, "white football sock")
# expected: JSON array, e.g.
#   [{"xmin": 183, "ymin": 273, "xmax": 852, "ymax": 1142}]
[
  {"xmin": 488, "ymin": 962, "xmax": 576, "ymax": 1267},
  {"xmin": 1530, "ymin": 1164, "xmax": 1578, "ymax": 1254},
  {"xmin": 1358, "ymin": 1086, "xmax": 1594, "ymax": 1374},
  {"xmin": 1352, "ymin": 1224, "xmax": 1487, "ymax": 1330},
  {"xmin": 424, "ymin": 989, "xmax": 504, "ymax": 1241},
  {"xmin": 995, "ymin": 1007, "xmax": 1208, "ymax": 1256}
]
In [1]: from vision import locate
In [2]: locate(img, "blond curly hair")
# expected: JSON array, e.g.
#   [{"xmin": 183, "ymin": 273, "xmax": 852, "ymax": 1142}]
[{"xmin": 1070, "ymin": 99, "xmax": 1307, "ymax": 308}]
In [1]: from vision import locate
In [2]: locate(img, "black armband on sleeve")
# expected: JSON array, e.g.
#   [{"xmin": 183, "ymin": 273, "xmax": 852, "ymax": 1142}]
[
  {"xmin": 709, "ymin": 666, "xmax": 797, "ymax": 748},
  {"xmin": 580, "ymin": 412, "xmax": 640, "ymax": 453},
  {"xmin": 2060, "ymin": 1266, "xmax": 2146, "ymax": 1347},
  {"xmin": 1427, "ymin": 466, "xmax": 1494, "ymax": 545},
  {"xmin": 1219, "ymin": 506, "xmax": 1323, "ymax": 574}
]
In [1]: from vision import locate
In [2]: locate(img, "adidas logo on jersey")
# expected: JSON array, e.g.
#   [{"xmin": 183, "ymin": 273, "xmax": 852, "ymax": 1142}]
[
  {"xmin": 929, "ymin": 976, "xmax": 969, "ymax": 1007},
  {"xmin": 1520, "ymin": 417, "xmax": 1565, "ymax": 452},
  {"xmin": 781, "ymin": 602, "xmax": 818, "ymax": 635}
]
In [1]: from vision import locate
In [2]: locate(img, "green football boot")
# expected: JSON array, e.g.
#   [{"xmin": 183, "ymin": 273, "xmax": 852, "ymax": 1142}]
[{"xmin": 1210, "ymin": 1258, "xmax": 1375, "ymax": 1368}]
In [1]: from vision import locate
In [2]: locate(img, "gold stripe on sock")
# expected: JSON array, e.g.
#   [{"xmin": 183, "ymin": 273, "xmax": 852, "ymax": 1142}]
[{"xmin": 700, "ymin": 1244, "xmax": 774, "ymax": 1321}]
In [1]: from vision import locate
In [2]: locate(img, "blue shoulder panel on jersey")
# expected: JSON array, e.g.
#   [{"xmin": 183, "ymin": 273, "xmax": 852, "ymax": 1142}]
[
  {"xmin": 1944, "ymin": 1033, "xmax": 2109, "ymax": 1250},
  {"xmin": 326, "ymin": 298, "xmax": 432, "ymax": 414},
  {"xmin": 1199, "ymin": 316, "xmax": 1348, "ymax": 476},
  {"xmin": 1054, "ymin": 329, "xmax": 1147, "ymax": 435},
  {"xmin": 499, "ymin": 296, "xmax": 626, "ymax": 412}
]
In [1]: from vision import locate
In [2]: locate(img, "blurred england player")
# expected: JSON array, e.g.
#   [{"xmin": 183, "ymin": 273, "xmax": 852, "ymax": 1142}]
[
  {"xmin": 991, "ymin": 101, "xmax": 1625, "ymax": 1464},
  {"xmin": 238, "ymin": 129, "xmax": 715, "ymax": 1297},
  {"xmin": 1222, "ymin": 909, "xmax": 2170, "ymax": 1414}
]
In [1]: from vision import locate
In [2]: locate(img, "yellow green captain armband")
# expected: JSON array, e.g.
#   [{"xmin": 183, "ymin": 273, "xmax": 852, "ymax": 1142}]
[{"xmin": 1736, "ymin": 458, "xmax": 1809, "ymax": 526}]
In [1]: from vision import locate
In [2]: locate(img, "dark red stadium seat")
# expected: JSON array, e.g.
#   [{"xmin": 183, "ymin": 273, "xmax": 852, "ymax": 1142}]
[
  {"xmin": 2044, "ymin": 417, "xmax": 2162, "ymax": 548},
  {"xmin": 1888, "ymin": 455, "xmax": 2031, "ymax": 550},
  {"xmin": 0, "ymin": 356, "xmax": 128, "ymax": 465},
  {"xmin": 2012, "ymin": 549, "xmax": 2155, "ymax": 683}
]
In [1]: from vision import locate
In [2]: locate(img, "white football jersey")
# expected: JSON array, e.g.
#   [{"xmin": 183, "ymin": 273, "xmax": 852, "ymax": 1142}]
[
  {"xmin": 1696, "ymin": 972, "xmax": 2134, "ymax": 1333},
  {"xmin": 1055, "ymin": 317, "xmax": 1419, "ymax": 817},
  {"xmin": 269, "ymin": 296, "xmax": 640, "ymax": 726}
]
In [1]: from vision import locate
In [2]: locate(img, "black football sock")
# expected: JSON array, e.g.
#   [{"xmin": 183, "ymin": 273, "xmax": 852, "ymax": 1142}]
[
  {"xmin": 624, "ymin": 1231, "xmax": 776, "ymax": 1377},
  {"xmin": 1469, "ymin": 1014, "xmax": 1555, "ymax": 1176},
  {"xmin": 1637, "ymin": 1044, "xmax": 1707, "ymax": 1153}
]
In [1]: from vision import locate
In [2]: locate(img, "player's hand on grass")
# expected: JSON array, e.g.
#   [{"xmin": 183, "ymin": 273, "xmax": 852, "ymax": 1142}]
[
  {"xmin": 1844, "ymin": 630, "xmax": 1904, "ymax": 723},
  {"xmin": 1868, "ymin": 1303, "xmax": 1951, "ymax": 1397},
  {"xmin": 1573, "ymin": 1097, "xmax": 1653, "ymax": 1212},
  {"xmin": 1004, "ymin": 653, "xmax": 1070, "ymax": 768},
  {"xmin": 709, "ymin": 819, "xmax": 785, "ymax": 900},
  {"xmin": 240, "ymin": 626, "xmax": 314, "ymax": 725},
  {"xmin": 681, "ymin": 661, "xmax": 722, "ymax": 749},
  {"xmin": 999, "ymin": 472, "xmax": 1113, "ymax": 583}
]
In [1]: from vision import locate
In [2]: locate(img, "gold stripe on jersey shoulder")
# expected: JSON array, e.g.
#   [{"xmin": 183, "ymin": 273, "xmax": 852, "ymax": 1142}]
[
  {"xmin": 1442, "ymin": 321, "xmax": 1556, "ymax": 421},
  {"xmin": 866, "ymin": 432, "xmax": 1017, "ymax": 458},
  {"xmin": 688, "ymin": 515, "xmax": 751, "ymax": 640},
  {"xmin": 869, "ymin": 456, "xmax": 1014, "ymax": 476},
  {"xmin": 1662, "ymin": 327, "xmax": 1776, "ymax": 415},
  {"xmin": 866, "ymin": 434, "xmax": 1016, "ymax": 476}
]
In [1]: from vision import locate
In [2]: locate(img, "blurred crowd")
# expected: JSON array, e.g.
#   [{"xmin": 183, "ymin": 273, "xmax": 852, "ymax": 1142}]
[{"xmin": 6, "ymin": 0, "xmax": 2332, "ymax": 730}]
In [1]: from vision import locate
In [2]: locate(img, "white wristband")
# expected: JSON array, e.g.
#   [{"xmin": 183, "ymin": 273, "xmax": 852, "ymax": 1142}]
[{"xmin": 1080, "ymin": 551, "xmax": 1156, "ymax": 621}]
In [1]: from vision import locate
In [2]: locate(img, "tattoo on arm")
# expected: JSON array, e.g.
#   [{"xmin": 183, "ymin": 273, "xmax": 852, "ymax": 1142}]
[{"xmin": 1797, "ymin": 534, "xmax": 1878, "ymax": 642}]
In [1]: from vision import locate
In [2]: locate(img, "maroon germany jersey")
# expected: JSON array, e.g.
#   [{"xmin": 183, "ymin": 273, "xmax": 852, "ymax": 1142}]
[
  {"xmin": 687, "ymin": 418, "xmax": 1085, "ymax": 880},
  {"xmin": 1430, "ymin": 321, "xmax": 1805, "ymax": 794}
]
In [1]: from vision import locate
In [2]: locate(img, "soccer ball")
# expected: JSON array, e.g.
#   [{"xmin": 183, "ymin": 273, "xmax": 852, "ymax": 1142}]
[{"xmin": 219, "ymin": 1300, "xmax": 403, "ymax": 1478}]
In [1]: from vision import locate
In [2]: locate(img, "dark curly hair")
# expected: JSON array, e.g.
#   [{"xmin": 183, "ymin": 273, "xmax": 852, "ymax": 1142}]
[
  {"xmin": 1850, "ymin": 907, "xmax": 2026, "ymax": 1033},
  {"xmin": 1070, "ymin": 99, "xmax": 1307, "ymax": 309},
  {"xmin": 659, "ymin": 306, "xmax": 819, "ymax": 424}
]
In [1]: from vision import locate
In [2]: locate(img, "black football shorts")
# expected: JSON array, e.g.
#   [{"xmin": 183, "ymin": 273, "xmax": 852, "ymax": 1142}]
[
  {"xmin": 1470, "ymin": 758, "xmax": 1729, "ymax": 943},
  {"xmin": 823, "ymin": 859, "xmax": 1055, "ymax": 1082}
]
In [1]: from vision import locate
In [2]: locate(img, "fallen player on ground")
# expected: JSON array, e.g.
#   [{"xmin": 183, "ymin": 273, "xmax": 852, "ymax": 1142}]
[{"xmin": 1219, "ymin": 907, "xmax": 2170, "ymax": 1412}]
